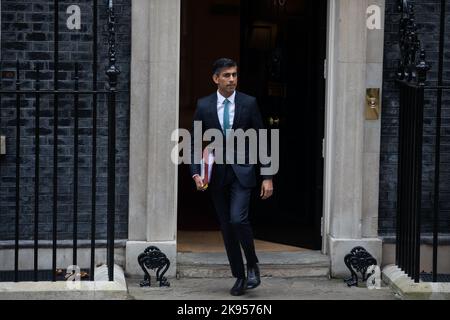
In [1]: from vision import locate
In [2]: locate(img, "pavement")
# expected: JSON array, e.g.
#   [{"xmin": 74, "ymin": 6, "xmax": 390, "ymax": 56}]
[
  {"xmin": 0, "ymin": 272, "xmax": 401, "ymax": 300},
  {"xmin": 126, "ymin": 276, "xmax": 401, "ymax": 300},
  {"xmin": 0, "ymin": 276, "xmax": 400, "ymax": 300}
]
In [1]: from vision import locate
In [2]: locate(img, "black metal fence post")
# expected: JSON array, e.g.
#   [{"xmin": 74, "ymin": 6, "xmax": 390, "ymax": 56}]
[
  {"xmin": 34, "ymin": 64, "xmax": 41, "ymax": 282},
  {"xmin": 52, "ymin": 0, "xmax": 60, "ymax": 282},
  {"xmin": 431, "ymin": 0, "xmax": 446, "ymax": 283},
  {"xmin": 106, "ymin": 0, "xmax": 120, "ymax": 282},
  {"xmin": 396, "ymin": 0, "xmax": 430, "ymax": 283},
  {"xmin": 73, "ymin": 63, "xmax": 79, "ymax": 267},
  {"xmin": 15, "ymin": 60, "xmax": 21, "ymax": 283},
  {"xmin": 412, "ymin": 84, "xmax": 424, "ymax": 283},
  {"xmin": 91, "ymin": 0, "xmax": 99, "ymax": 282}
]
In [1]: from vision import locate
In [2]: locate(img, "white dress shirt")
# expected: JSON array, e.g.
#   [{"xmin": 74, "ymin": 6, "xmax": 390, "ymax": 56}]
[{"xmin": 217, "ymin": 91, "xmax": 236, "ymax": 130}]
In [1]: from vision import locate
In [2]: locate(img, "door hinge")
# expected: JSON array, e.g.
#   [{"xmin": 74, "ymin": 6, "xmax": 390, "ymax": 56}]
[
  {"xmin": 0, "ymin": 136, "xmax": 5, "ymax": 155},
  {"xmin": 321, "ymin": 217, "xmax": 324, "ymax": 237},
  {"xmin": 322, "ymin": 138, "xmax": 325, "ymax": 159},
  {"xmin": 323, "ymin": 59, "xmax": 327, "ymax": 79}
]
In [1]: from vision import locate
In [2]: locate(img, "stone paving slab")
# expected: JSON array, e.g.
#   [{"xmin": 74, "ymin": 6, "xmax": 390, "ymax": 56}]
[
  {"xmin": 0, "ymin": 276, "xmax": 401, "ymax": 300},
  {"xmin": 0, "ymin": 265, "xmax": 128, "ymax": 300},
  {"xmin": 383, "ymin": 265, "xmax": 450, "ymax": 300},
  {"xmin": 127, "ymin": 277, "xmax": 400, "ymax": 300}
]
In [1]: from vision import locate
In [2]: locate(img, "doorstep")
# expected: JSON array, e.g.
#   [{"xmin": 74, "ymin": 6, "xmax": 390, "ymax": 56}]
[{"xmin": 177, "ymin": 251, "xmax": 330, "ymax": 278}]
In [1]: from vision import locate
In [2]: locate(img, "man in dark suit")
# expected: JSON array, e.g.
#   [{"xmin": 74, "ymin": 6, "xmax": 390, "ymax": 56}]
[{"xmin": 190, "ymin": 58, "xmax": 274, "ymax": 296}]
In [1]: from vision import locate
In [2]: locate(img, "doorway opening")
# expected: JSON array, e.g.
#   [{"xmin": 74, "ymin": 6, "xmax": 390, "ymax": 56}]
[{"xmin": 178, "ymin": 0, "xmax": 327, "ymax": 251}]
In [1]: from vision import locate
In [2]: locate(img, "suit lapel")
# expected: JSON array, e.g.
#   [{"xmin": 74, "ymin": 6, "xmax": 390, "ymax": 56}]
[
  {"xmin": 208, "ymin": 94, "xmax": 222, "ymax": 130},
  {"xmin": 232, "ymin": 91, "xmax": 242, "ymax": 130}
]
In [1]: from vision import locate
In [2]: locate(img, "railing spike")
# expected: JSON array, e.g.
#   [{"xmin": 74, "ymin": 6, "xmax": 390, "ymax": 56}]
[
  {"xmin": 416, "ymin": 49, "xmax": 431, "ymax": 85},
  {"xmin": 397, "ymin": 0, "xmax": 429, "ymax": 84}
]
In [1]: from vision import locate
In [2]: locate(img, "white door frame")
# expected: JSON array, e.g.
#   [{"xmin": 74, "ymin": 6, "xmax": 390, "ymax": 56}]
[
  {"xmin": 322, "ymin": 0, "xmax": 337, "ymax": 254},
  {"xmin": 321, "ymin": 0, "xmax": 385, "ymax": 257}
]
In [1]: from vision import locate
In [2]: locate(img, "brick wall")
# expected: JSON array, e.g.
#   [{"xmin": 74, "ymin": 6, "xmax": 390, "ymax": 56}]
[
  {"xmin": 0, "ymin": 0, "xmax": 131, "ymax": 241},
  {"xmin": 380, "ymin": 0, "xmax": 450, "ymax": 236}
]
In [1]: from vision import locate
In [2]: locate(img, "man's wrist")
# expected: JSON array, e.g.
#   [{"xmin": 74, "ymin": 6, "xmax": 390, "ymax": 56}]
[{"xmin": 192, "ymin": 174, "xmax": 200, "ymax": 179}]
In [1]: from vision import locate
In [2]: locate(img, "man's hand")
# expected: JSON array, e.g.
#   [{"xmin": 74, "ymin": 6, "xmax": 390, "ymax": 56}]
[
  {"xmin": 193, "ymin": 175, "xmax": 205, "ymax": 191},
  {"xmin": 260, "ymin": 179, "xmax": 273, "ymax": 200}
]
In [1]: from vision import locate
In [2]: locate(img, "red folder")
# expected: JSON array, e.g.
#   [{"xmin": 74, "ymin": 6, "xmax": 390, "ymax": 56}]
[{"xmin": 200, "ymin": 148, "xmax": 214, "ymax": 190}]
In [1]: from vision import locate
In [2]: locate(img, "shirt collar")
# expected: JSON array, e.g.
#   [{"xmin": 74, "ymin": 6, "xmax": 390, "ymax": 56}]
[{"xmin": 217, "ymin": 91, "xmax": 236, "ymax": 105}]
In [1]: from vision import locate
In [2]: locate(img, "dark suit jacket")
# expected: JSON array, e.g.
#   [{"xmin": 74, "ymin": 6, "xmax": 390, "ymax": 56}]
[{"xmin": 190, "ymin": 91, "xmax": 272, "ymax": 189}]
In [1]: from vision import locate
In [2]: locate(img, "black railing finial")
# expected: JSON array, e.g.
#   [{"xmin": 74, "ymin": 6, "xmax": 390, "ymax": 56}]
[
  {"xmin": 397, "ymin": 60, "xmax": 404, "ymax": 80},
  {"xmin": 106, "ymin": 0, "xmax": 120, "ymax": 91},
  {"xmin": 397, "ymin": 0, "xmax": 408, "ymax": 14},
  {"xmin": 397, "ymin": 0, "xmax": 429, "ymax": 84},
  {"xmin": 416, "ymin": 50, "xmax": 431, "ymax": 85},
  {"xmin": 15, "ymin": 60, "xmax": 20, "ymax": 85}
]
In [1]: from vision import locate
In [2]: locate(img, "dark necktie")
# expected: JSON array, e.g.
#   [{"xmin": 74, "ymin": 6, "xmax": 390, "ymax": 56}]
[{"xmin": 223, "ymin": 98, "xmax": 231, "ymax": 134}]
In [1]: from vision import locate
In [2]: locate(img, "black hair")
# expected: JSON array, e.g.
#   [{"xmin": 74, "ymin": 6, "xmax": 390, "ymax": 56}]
[{"xmin": 212, "ymin": 58, "xmax": 238, "ymax": 75}]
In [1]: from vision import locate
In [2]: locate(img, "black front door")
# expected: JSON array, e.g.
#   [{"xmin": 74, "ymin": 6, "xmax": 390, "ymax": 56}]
[
  {"xmin": 240, "ymin": 0, "xmax": 327, "ymax": 250},
  {"xmin": 178, "ymin": 0, "xmax": 327, "ymax": 250}
]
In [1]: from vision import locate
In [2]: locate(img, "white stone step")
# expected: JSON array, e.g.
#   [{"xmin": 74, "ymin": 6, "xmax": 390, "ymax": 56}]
[{"xmin": 177, "ymin": 251, "xmax": 330, "ymax": 278}]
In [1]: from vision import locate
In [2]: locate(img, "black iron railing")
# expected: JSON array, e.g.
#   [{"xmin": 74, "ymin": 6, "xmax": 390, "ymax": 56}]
[
  {"xmin": 396, "ymin": 80, "xmax": 425, "ymax": 283},
  {"xmin": 0, "ymin": 0, "xmax": 120, "ymax": 282},
  {"xmin": 395, "ymin": 0, "xmax": 447, "ymax": 283},
  {"xmin": 105, "ymin": 0, "xmax": 120, "ymax": 281}
]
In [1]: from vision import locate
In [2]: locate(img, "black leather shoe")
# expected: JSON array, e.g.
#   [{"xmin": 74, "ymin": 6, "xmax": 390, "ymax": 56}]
[
  {"xmin": 246, "ymin": 264, "xmax": 261, "ymax": 289},
  {"xmin": 230, "ymin": 278, "xmax": 246, "ymax": 296}
]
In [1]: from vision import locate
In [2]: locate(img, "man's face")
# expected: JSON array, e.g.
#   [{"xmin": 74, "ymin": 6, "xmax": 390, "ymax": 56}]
[{"xmin": 213, "ymin": 66, "xmax": 238, "ymax": 96}]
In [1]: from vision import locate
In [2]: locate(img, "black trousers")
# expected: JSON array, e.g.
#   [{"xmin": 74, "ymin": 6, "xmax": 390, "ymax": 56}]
[{"xmin": 210, "ymin": 165, "xmax": 259, "ymax": 278}]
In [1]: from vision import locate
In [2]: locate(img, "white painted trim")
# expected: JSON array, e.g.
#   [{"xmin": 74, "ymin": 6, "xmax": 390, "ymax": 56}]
[
  {"xmin": 322, "ymin": 0, "xmax": 337, "ymax": 254},
  {"xmin": 173, "ymin": 2, "xmax": 181, "ymax": 243},
  {"xmin": 158, "ymin": 0, "xmax": 337, "ymax": 254},
  {"xmin": 128, "ymin": 0, "xmax": 180, "ymax": 243}
]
